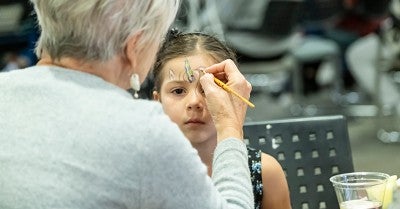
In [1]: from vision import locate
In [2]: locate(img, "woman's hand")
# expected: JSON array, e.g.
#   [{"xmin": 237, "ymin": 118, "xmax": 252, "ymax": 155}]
[{"xmin": 199, "ymin": 59, "xmax": 252, "ymax": 142}]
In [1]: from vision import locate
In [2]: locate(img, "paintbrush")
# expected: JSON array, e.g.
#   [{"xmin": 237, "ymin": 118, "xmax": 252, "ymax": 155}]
[{"xmin": 200, "ymin": 69, "xmax": 255, "ymax": 108}]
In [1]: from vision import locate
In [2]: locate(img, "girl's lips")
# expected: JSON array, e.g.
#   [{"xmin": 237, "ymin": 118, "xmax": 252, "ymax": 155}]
[{"xmin": 185, "ymin": 119, "xmax": 205, "ymax": 124}]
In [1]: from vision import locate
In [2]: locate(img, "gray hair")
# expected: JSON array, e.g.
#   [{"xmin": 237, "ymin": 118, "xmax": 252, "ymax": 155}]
[{"xmin": 30, "ymin": 0, "xmax": 180, "ymax": 61}]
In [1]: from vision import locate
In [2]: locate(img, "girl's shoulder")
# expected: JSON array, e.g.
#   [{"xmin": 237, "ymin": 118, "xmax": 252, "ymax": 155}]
[{"xmin": 247, "ymin": 146, "xmax": 282, "ymax": 167}]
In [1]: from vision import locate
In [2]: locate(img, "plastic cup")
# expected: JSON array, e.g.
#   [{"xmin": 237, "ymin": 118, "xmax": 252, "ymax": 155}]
[{"xmin": 330, "ymin": 172, "xmax": 390, "ymax": 209}]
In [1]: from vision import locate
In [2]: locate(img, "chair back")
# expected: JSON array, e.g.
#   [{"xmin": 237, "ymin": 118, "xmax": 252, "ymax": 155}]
[
  {"xmin": 299, "ymin": 0, "xmax": 344, "ymax": 34},
  {"xmin": 243, "ymin": 115, "xmax": 354, "ymax": 209},
  {"xmin": 356, "ymin": 0, "xmax": 390, "ymax": 19},
  {"xmin": 0, "ymin": 0, "xmax": 33, "ymax": 34},
  {"xmin": 230, "ymin": 0, "xmax": 303, "ymax": 39},
  {"xmin": 258, "ymin": 0, "xmax": 304, "ymax": 38},
  {"xmin": 300, "ymin": 0, "xmax": 344, "ymax": 24},
  {"xmin": 224, "ymin": 0, "xmax": 304, "ymax": 59},
  {"xmin": 0, "ymin": 3, "xmax": 24, "ymax": 34}
]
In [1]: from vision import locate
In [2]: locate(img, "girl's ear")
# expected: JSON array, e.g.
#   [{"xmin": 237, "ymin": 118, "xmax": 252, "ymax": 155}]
[{"xmin": 153, "ymin": 90, "xmax": 161, "ymax": 101}]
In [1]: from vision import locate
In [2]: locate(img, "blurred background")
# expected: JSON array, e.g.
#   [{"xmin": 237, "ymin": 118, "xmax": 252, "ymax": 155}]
[{"xmin": 1, "ymin": 0, "xmax": 399, "ymax": 175}]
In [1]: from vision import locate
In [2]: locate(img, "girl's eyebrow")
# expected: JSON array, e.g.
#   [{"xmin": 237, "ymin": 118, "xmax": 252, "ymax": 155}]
[
  {"xmin": 162, "ymin": 80, "xmax": 189, "ymax": 89},
  {"xmin": 194, "ymin": 66, "xmax": 206, "ymax": 70},
  {"xmin": 164, "ymin": 80, "xmax": 188, "ymax": 85}
]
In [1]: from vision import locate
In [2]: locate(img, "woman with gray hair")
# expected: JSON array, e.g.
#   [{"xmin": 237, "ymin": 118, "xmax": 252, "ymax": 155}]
[{"xmin": 0, "ymin": 1, "xmax": 254, "ymax": 209}]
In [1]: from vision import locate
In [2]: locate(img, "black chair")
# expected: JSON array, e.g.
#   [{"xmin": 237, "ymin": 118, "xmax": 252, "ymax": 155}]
[{"xmin": 243, "ymin": 115, "xmax": 354, "ymax": 209}]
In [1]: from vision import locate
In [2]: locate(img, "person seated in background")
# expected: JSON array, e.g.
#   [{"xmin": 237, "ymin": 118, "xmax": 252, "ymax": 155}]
[
  {"xmin": 346, "ymin": 0, "xmax": 400, "ymax": 115},
  {"xmin": 326, "ymin": 0, "xmax": 391, "ymax": 88},
  {"xmin": 151, "ymin": 30, "xmax": 292, "ymax": 209}
]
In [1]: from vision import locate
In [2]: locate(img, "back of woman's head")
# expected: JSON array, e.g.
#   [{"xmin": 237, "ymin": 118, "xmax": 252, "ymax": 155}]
[
  {"xmin": 31, "ymin": 0, "xmax": 180, "ymax": 61},
  {"xmin": 153, "ymin": 30, "xmax": 237, "ymax": 91}
]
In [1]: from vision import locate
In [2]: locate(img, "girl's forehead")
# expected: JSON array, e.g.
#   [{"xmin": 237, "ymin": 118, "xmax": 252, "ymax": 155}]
[
  {"xmin": 162, "ymin": 55, "xmax": 216, "ymax": 82},
  {"xmin": 165, "ymin": 54, "xmax": 216, "ymax": 69},
  {"xmin": 164, "ymin": 63, "xmax": 203, "ymax": 83}
]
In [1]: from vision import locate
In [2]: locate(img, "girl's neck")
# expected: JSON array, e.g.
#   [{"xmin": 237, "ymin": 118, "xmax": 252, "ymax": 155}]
[{"xmin": 191, "ymin": 138, "xmax": 217, "ymax": 176}]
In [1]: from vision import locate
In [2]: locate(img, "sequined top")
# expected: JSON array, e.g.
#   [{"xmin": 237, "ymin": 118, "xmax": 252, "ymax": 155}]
[{"xmin": 247, "ymin": 147, "xmax": 263, "ymax": 209}]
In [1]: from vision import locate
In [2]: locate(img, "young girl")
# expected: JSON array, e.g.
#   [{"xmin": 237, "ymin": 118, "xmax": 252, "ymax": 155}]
[{"xmin": 152, "ymin": 30, "xmax": 292, "ymax": 209}]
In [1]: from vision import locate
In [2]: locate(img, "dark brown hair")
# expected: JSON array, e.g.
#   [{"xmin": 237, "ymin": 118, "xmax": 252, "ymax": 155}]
[{"xmin": 152, "ymin": 29, "xmax": 237, "ymax": 91}]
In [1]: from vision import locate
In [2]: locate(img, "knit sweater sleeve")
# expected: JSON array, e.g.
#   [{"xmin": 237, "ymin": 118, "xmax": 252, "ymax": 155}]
[
  {"xmin": 212, "ymin": 139, "xmax": 254, "ymax": 209},
  {"xmin": 141, "ymin": 114, "xmax": 254, "ymax": 209}
]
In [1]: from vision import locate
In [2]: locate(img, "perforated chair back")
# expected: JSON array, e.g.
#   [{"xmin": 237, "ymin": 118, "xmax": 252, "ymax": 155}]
[{"xmin": 243, "ymin": 115, "xmax": 354, "ymax": 209}]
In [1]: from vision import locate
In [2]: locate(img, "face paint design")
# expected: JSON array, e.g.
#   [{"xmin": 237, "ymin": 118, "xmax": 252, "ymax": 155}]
[
  {"xmin": 169, "ymin": 69, "xmax": 175, "ymax": 80},
  {"xmin": 166, "ymin": 61, "xmax": 204, "ymax": 83},
  {"xmin": 185, "ymin": 58, "xmax": 195, "ymax": 83}
]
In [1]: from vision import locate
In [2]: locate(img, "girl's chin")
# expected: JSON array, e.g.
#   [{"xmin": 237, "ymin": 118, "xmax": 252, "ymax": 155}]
[{"xmin": 186, "ymin": 134, "xmax": 216, "ymax": 145}]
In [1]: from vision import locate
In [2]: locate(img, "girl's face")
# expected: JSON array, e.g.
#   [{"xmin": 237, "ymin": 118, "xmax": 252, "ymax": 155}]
[{"xmin": 153, "ymin": 54, "xmax": 217, "ymax": 145}]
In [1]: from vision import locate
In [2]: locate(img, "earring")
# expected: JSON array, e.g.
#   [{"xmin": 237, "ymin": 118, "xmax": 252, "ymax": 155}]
[{"xmin": 130, "ymin": 73, "xmax": 140, "ymax": 99}]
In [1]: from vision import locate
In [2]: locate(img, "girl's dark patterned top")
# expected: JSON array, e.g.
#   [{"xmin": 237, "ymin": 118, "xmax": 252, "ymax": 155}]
[{"xmin": 247, "ymin": 147, "xmax": 263, "ymax": 209}]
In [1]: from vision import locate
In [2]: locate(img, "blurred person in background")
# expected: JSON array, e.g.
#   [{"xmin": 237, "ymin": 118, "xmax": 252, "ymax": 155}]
[
  {"xmin": 0, "ymin": 0, "xmax": 38, "ymax": 72},
  {"xmin": 346, "ymin": 0, "xmax": 400, "ymax": 115}
]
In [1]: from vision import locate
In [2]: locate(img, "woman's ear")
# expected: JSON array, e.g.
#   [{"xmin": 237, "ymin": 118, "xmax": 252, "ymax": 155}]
[
  {"xmin": 125, "ymin": 33, "xmax": 142, "ymax": 70},
  {"xmin": 153, "ymin": 90, "xmax": 161, "ymax": 101}
]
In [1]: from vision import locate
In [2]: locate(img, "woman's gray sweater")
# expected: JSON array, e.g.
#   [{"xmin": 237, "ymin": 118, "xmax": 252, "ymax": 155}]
[{"xmin": 0, "ymin": 66, "xmax": 253, "ymax": 209}]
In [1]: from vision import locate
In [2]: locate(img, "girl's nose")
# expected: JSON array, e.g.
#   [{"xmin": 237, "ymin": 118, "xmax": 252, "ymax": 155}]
[{"xmin": 186, "ymin": 91, "xmax": 204, "ymax": 111}]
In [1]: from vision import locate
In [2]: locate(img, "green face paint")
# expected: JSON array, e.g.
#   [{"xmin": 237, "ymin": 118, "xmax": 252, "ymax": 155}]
[
  {"xmin": 184, "ymin": 58, "xmax": 195, "ymax": 83},
  {"xmin": 166, "ymin": 59, "xmax": 203, "ymax": 83}
]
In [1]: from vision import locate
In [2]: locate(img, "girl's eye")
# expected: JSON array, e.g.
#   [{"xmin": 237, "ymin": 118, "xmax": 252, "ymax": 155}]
[{"xmin": 171, "ymin": 88, "xmax": 185, "ymax": 95}]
